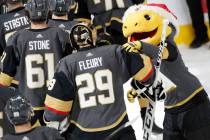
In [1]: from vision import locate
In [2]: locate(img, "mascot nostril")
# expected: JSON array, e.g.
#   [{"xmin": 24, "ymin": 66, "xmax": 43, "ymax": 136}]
[
  {"xmin": 135, "ymin": 23, "xmax": 138, "ymax": 26},
  {"xmin": 124, "ymin": 26, "xmax": 127, "ymax": 29}
]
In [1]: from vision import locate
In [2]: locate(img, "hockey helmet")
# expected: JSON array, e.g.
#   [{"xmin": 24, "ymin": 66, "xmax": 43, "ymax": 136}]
[
  {"xmin": 4, "ymin": 95, "xmax": 34, "ymax": 125},
  {"xmin": 51, "ymin": 0, "xmax": 70, "ymax": 16},
  {"xmin": 70, "ymin": 23, "xmax": 94, "ymax": 49},
  {"xmin": 25, "ymin": 0, "xmax": 50, "ymax": 21}
]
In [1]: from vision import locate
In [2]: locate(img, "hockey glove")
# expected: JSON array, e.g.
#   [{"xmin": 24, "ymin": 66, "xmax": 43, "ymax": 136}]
[
  {"xmin": 127, "ymin": 88, "xmax": 138, "ymax": 103},
  {"xmin": 122, "ymin": 41, "xmax": 142, "ymax": 53},
  {"xmin": 130, "ymin": 79, "xmax": 166, "ymax": 102},
  {"xmin": 46, "ymin": 117, "xmax": 70, "ymax": 134}
]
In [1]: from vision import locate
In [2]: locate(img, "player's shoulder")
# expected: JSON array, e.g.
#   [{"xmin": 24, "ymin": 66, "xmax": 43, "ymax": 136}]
[
  {"xmin": 9, "ymin": 28, "xmax": 28, "ymax": 40},
  {"xmin": 34, "ymin": 126, "xmax": 59, "ymax": 133},
  {"xmin": 63, "ymin": 45, "xmax": 121, "ymax": 61},
  {"xmin": 94, "ymin": 44, "xmax": 124, "ymax": 56},
  {"xmin": 48, "ymin": 26, "xmax": 68, "ymax": 35}
]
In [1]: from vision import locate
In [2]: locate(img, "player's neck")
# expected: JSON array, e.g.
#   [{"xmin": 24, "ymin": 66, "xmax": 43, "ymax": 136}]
[
  {"xmin": 52, "ymin": 14, "xmax": 68, "ymax": 20},
  {"xmin": 15, "ymin": 123, "xmax": 32, "ymax": 133},
  {"xmin": 7, "ymin": 3, "xmax": 23, "ymax": 11},
  {"xmin": 31, "ymin": 22, "xmax": 48, "ymax": 29}
]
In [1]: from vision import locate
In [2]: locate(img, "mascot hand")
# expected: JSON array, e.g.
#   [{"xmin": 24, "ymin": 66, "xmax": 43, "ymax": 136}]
[
  {"xmin": 122, "ymin": 41, "xmax": 142, "ymax": 53},
  {"xmin": 127, "ymin": 88, "xmax": 138, "ymax": 103}
]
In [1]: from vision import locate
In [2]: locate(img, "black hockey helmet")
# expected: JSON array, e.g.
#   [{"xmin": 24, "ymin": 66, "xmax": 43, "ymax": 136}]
[
  {"xmin": 51, "ymin": 0, "xmax": 70, "ymax": 16},
  {"xmin": 4, "ymin": 95, "xmax": 34, "ymax": 125},
  {"xmin": 70, "ymin": 23, "xmax": 94, "ymax": 50},
  {"xmin": 25, "ymin": 0, "xmax": 50, "ymax": 21}
]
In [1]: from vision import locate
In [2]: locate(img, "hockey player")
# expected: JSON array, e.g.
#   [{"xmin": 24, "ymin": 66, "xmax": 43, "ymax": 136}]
[
  {"xmin": 48, "ymin": 0, "xmax": 77, "ymax": 33},
  {"xmin": 0, "ymin": 87, "xmax": 16, "ymax": 139},
  {"xmin": 0, "ymin": 0, "xmax": 30, "ymax": 56},
  {"xmin": 3, "ymin": 95, "xmax": 64, "ymax": 140},
  {"xmin": 122, "ymin": 3, "xmax": 210, "ymax": 140},
  {"xmin": 0, "ymin": 0, "xmax": 72, "ymax": 127},
  {"xmin": 71, "ymin": 0, "xmax": 146, "ymax": 44},
  {"xmin": 44, "ymin": 23, "xmax": 158, "ymax": 140}
]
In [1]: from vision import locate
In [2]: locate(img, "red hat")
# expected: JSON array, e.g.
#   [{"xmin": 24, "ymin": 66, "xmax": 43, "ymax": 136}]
[{"xmin": 123, "ymin": 3, "xmax": 177, "ymax": 26}]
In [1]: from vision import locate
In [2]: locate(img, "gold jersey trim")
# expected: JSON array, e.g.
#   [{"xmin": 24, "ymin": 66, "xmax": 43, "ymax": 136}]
[
  {"xmin": 75, "ymin": 18, "xmax": 91, "ymax": 24},
  {"xmin": 165, "ymin": 87, "xmax": 204, "ymax": 109},
  {"xmin": 0, "ymin": 72, "xmax": 13, "ymax": 86},
  {"xmin": 33, "ymin": 107, "xmax": 45, "ymax": 111},
  {"xmin": 70, "ymin": 111, "xmax": 127, "ymax": 132},
  {"xmin": 45, "ymin": 95, "xmax": 73, "ymax": 112}
]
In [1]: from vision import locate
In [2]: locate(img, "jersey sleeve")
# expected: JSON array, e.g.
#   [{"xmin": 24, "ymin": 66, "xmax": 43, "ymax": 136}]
[
  {"xmin": 57, "ymin": 29, "xmax": 73, "ymax": 56},
  {"xmin": 44, "ymin": 59, "xmax": 75, "ymax": 121},
  {"xmin": 165, "ymin": 33, "xmax": 178, "ymax": 61},
  {"xmin": 117, "ymin": 47, "xmax": 155, "ymax": 85},
  {"xmin": 0, "ymin": 34, "xmax": 19, "ymax": 86},
  {"xmin": 0, "ymin": 24, "xmax": 5, "ymax": 55}
]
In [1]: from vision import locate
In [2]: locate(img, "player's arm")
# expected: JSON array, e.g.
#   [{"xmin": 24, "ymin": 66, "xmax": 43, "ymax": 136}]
[
  {"xmin": 123, "ymin": 38, "xmax": 178, "ymax": 61},
  {"xmin": 119, "ymin": 47, "xmax": 155, "ymax": 85},
  {"xmin": 57, "ymin": 29, "xmax": 74, "ymax": 56},
  {"xmin": 0, "ymin": 24, "xmax": 5, "ymax": 55},
  {"xmin": 0, "ymin": 36, "xmax": 19, "ymax": 87},
  {"xmin": 44, "ymin": 59, "xmax": 74, "ymax": 122}
]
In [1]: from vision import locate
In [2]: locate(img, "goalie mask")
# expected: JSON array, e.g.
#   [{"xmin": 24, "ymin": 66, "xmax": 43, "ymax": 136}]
[
  {"xmin": 4, "ymin": 95, "xmax": 34, "ymax": 125},
  {"xmin": 70, "ymin": 23, "xmax": 94, "ymax": 50}
]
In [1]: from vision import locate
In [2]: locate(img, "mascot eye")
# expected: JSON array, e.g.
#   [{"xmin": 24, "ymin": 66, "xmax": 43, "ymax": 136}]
[{"xmin": 144, "ymin": 15, "xmax": 151, "ymax": 20}]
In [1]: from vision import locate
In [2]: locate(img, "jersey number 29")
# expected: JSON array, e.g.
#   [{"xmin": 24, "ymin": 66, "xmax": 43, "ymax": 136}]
[
  {"xmin": 76, "ymin": 69, "xmax": 115, "ymax": 109},
  {"xmin": 25, "ymin": 53, "xmax": 54, "ymax": 89}
]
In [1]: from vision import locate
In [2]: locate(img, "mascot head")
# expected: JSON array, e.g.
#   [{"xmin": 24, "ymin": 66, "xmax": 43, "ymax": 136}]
[{"xmin": 122, "ymin": 3, "xmax": 177, "ymax": 45}]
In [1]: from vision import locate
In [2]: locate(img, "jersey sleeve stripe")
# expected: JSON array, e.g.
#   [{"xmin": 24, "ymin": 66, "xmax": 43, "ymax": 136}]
[
  {"xmin": 133, "ymin": 54, "xmax": 154, "ymax": 82},
  {"xmin": 45, "ymin": 105, "xmax": 69, "ymax": 116},
  {"xmin": 45, "ymin": 95, "xmax": 73, "ymax": 113},
  {"xmin": 141, "ymin": 66, "xmax": 154, "ymax": 82}
]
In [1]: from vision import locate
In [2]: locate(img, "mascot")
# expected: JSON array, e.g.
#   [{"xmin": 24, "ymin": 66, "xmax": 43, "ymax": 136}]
[{"xmin": 122, "ymin": 3, "xmax": 210, "ymax": 140}]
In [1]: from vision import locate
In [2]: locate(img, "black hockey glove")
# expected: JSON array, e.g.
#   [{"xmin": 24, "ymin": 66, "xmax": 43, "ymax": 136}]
[{"xmin": 129, "ymin": 79, "xmax": 166, "ymax": 102}]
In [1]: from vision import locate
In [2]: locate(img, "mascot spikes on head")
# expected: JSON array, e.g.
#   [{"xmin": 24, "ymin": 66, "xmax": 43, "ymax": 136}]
[{"xmin": 122, "ymin": 3, "xmax": 177, "ymax": 46}]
